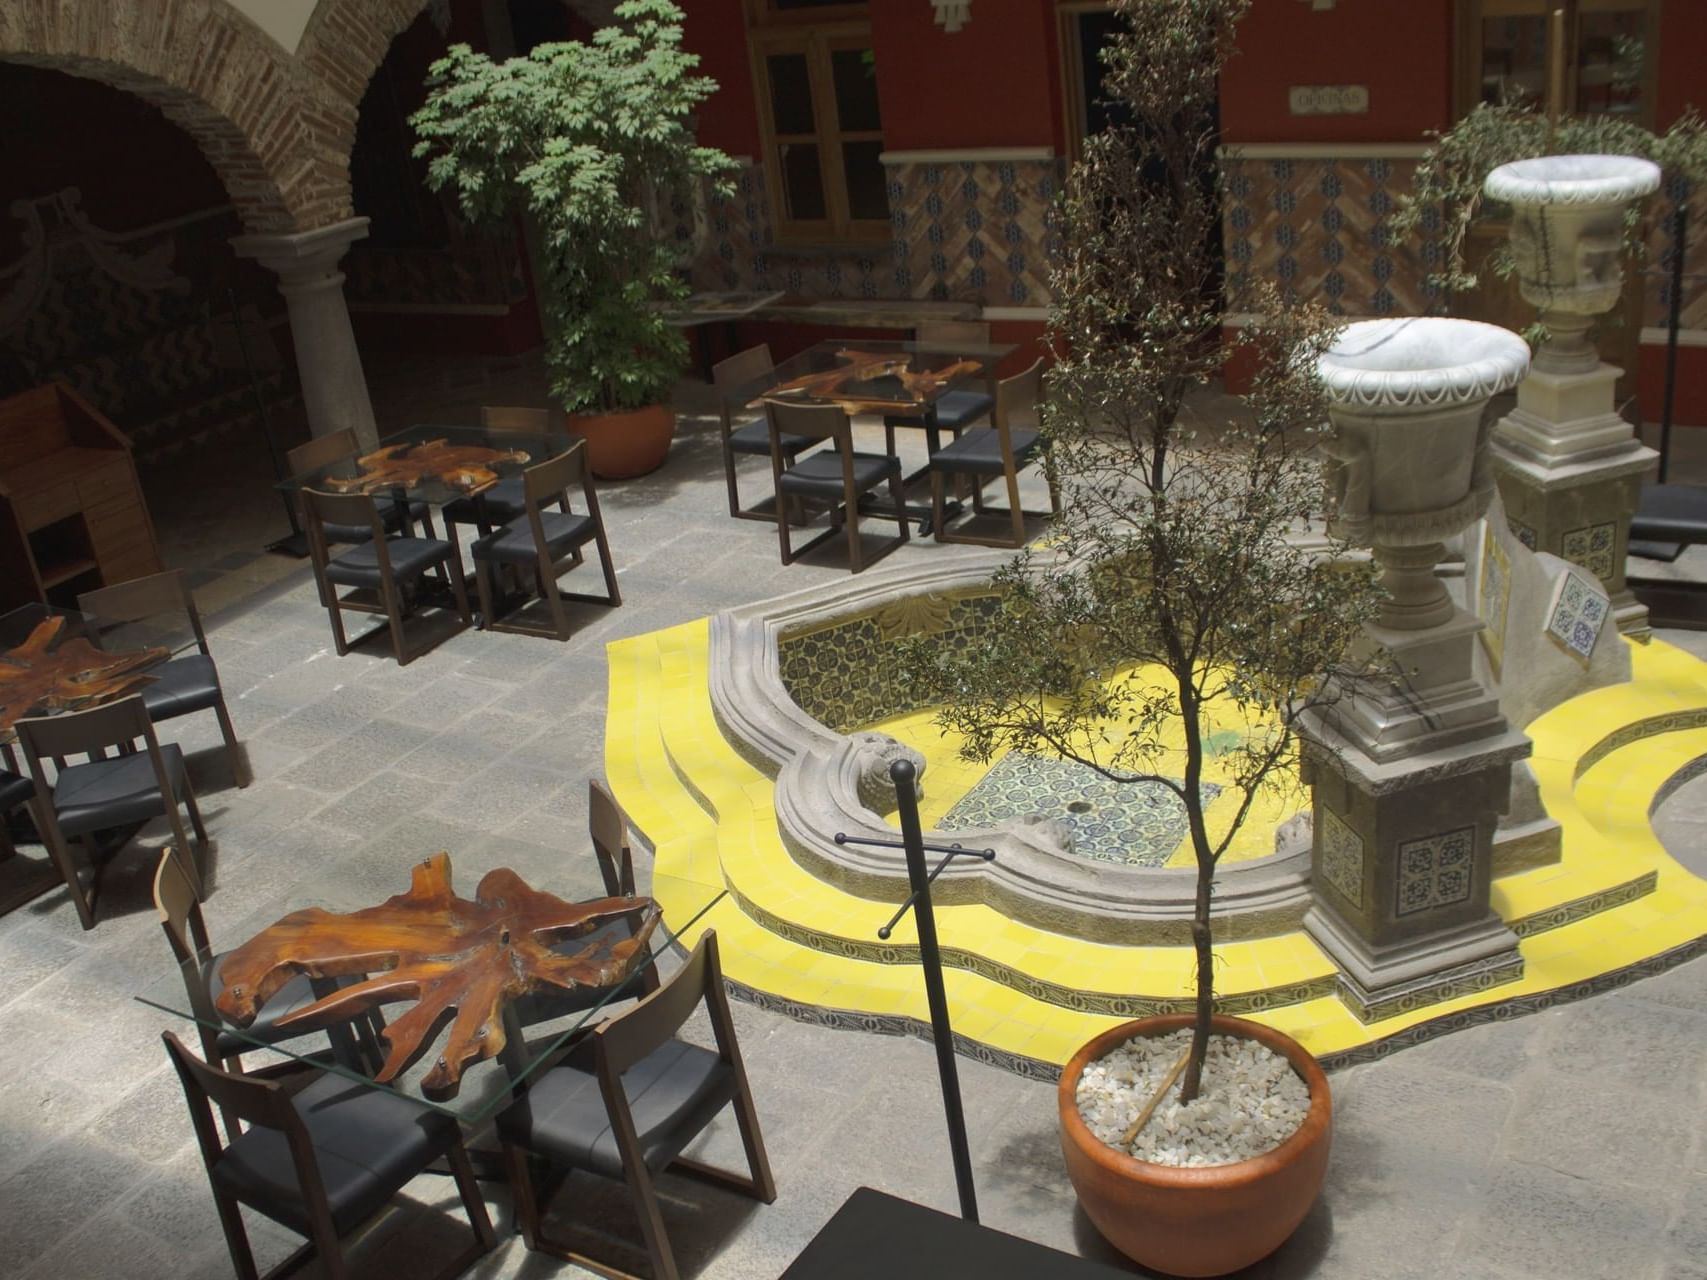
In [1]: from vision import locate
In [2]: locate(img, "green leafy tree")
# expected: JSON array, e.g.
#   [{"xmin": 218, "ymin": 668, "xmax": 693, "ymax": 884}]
[
  {"xmin": 903, "ymin": 0, "xmax": 1383, "ymax": 1106},
  {"xmin": 411, "ymin": 0, "xmax": 735, "ymax": 413}
]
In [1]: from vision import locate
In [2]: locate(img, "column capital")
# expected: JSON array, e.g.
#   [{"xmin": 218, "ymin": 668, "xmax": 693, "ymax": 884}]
[{"xmin": 232, "ymin": 217, "xmax": 371, "ymax": 290}]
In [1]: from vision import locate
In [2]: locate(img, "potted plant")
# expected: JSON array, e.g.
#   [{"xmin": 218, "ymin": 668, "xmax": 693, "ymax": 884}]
[
  {"xmin": 411, "ymin": 0, "xmax": 735, "ymax": 479},
  {"xmin": 901, "ymin": 1, "xmax": 1383, "ymax": 1274}
]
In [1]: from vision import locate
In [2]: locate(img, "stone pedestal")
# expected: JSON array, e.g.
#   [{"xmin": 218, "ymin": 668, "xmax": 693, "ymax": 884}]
[
  {"xmin": 1300, "ymin": 687, "xmax": 1529, "ymax": 1023},
  {"xmin": 1493, "ymin": 363, "xmax": 1658, "ymax": 637},
  {"xmin": 232, "ymin": 218, "xmax": 378, "ymax": 450}
]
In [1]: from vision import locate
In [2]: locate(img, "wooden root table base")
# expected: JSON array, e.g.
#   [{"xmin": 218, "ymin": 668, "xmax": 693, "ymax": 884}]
[
  {"xmin": 215, "ymin": 853, "xmax": 661, "ymax": 1094},
  {"xmin": 0, "ymin": 615, "xmax": 165, "ymax": 738},
  {"xmin": 324, "ymin": 439, "xmax": 531, "ymax": 496}
]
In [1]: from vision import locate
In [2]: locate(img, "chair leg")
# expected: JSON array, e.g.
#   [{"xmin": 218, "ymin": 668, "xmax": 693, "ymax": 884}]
[
  {"xmin": 540, "ymin": 563, "xmax": 573, "ymax": 642},
  {"xmin": 442, "ymin": 1137, "xmax": 498, "ymax": 1271},
  {"xmin": 1007, "ymin": 469, "xmax": 1027, "ymax": 547},
  {"xmin": 474, "ymin": 558, "xmax": 497, "ymax": 631},
  {"xmin": 0, "ymin": 818, "xmax": 12, "ymax": 861},
  {"xmin": 593, "ymin": 530, "xmax": 621, "ymax": 607},
  {"xmin": 502, "ymin": 1143, "xmax": 547, "ymax": 1252},
  {"xmin": 44, "ymin": 829, "xmax": 96, "ymax": 930},
  {"xmin": 446, "ymin": 554, "xmax": 475, "ymax": 629},
  {"xmin": 380, "ymin": 578, "xmax": 410, "ymax": 666},
  {"xmin": 211, "ymin": 695, "xmax": 248, "ymax": 788},
  {"xmin": 322, "ymin": 591, "xmax": 350, "ymax": 656},
  {"xmin": 210, "ymin": 1188, "xmax": 262, "ymax": 1280},
  {"xmin": 776, "ymin": 492, "xmax": 795, "ymax": 565},
  {"xmin": 165, "ymin": 796, "xmax": 206, "ymax": 902},
  {"xmin": 931, "ymin": 471, "xmax": 948, "ymax": 544},
  {"xmin": 620, "ymin": 1159, "xmax": 681, "ymax": 1280}
]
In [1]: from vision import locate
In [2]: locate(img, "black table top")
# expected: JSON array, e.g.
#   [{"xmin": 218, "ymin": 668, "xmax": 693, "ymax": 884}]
[{"xmin": 779, "ymin": 1187, "xmax": 1135, "ymax": 1279}]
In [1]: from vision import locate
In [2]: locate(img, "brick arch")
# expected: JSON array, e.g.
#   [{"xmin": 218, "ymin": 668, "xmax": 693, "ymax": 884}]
[{"xmin": 0, "ymin": 0, "xmax": 356, "ymax": 233}]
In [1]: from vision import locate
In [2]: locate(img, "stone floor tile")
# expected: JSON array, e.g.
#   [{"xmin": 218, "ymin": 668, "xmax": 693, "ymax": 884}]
[{"xmin": 1456, "ymin": 1158, "xmax": 1673, "ymax": 1280}]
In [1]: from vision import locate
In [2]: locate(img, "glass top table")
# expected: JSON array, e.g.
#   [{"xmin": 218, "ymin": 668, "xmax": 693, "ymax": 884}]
[
  {"xmin": 720, "ymin": 339, "xmax": 1015, "ymax": 417},
  {"xmin": 275, "ymin": 424, "xmax": 578, "ymax": 508},
  {"xmin": 0, "ymin": 603, "xmax": 168, "ymax": 744},
  {"xmin": 137, "ymin": 854, "xmax": 726, "ymax": 1125}
]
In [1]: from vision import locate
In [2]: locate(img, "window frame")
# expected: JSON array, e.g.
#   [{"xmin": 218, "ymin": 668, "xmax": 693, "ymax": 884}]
[
  {"xmin": 747, "ymin": 14, "xmax": 889, "ymax": 245},
  {"xmin": 1454, "ymin": 0, "xmax": 1661, "ymax": 128},
  {"xmin": 1055, "ymin": 0, "xmax": 1114, "ymax": 166}
]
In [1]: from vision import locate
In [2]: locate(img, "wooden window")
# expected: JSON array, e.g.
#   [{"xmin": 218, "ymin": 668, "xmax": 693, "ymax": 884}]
[
  {"xmin": 749, "ymin": 12, "xmax": 887, "ymax": 242},
  {"xmin": 1056, "ymin": 1, "xmax": 1122, "ymax": 164},
  {"xmin": 1456, "ymin": 0, "xmax": 1660, "ymax": 127}
]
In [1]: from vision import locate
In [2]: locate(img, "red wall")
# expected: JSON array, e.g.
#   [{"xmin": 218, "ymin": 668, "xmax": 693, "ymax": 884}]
[
  {"xmin": 1657, "ymin": 0, "xmax": 1706, "ymax": 126},
  {"xmin": 685, "ymin": 0, "xmax": 763, "ymax": 158},
  {"xmin": 1220, "ymin": 1, "xmax": 1452, "ymax": 143},
  {"xmin": 870, "ymin": 2, "xmax": 1058, "ymax": 151}
]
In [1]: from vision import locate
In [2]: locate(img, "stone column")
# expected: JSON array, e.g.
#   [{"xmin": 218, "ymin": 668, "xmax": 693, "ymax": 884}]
[
  {"xmin": 1484, "ymin": 155, "xmax": 1664, "ymax": 637},
  {"xmin": 1300, "ymin": 317, "xmax": 1533, "ymax": 1023},
  {"xmin": 232, "ymin": 217, "xmax": 377, "ymax": 450}
]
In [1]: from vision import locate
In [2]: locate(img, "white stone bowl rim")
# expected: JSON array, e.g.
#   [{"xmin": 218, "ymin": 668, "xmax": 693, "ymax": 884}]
[
  {"xmin": 1317, "ymin": 317, "xmax": 1531, "ymax": 410},
  {"xmin": 1484, "ymin": 153, "xmax": 1662, "ymax": 206}
]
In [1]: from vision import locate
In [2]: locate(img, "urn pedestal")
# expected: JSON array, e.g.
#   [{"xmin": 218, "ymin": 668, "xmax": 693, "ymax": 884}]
[
  {"xmin": 1484, "ymin": 155, "xmax": 1663, "ymax": 636},
  {"xmin": 1301, "ymin": 318, "xmax": 1534, "ymax": 1022}
]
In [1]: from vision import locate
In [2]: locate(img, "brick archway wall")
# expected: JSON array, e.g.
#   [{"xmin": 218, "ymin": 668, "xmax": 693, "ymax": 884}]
[{"xmin": 0, "ymin": 0, "xmax": 356, "ymax": 233}]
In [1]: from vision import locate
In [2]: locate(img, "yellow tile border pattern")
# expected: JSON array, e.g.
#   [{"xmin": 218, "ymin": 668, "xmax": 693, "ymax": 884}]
[{"xmin": 607, "ymin": 620, "xmax": 1707, "ymax": 1075}]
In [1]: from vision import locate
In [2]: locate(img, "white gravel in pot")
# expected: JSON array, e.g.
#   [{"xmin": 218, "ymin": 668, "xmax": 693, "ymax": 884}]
[{"xmin": 1076, "ymin": 1028, "xmax": 1311, "ymax": 1167}]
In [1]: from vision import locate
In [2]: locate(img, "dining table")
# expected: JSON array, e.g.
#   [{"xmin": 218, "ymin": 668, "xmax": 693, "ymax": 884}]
[
  {"xmin": 137, "ymin": 852, "xmax": 726, "ymax": 1128},
  {"xmin": 0, "ymin": 602, "xmax": 168, "ymax": 745},
  {"xmin": 717, "ymin": 338, "xmax": 1016, "ymax": 532}
]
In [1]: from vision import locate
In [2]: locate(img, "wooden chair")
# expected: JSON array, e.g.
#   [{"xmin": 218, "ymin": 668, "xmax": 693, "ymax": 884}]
[
  {"xmin": 15, "ymin": 694, "xmax": 209, "ymax": 930},
  {"xmin": 766, "ymin": 398, "xmax": 909, "ymax": 574},
  {"xmin": 469, "ymin": 440, "xmax": 619, "ymax": 641},
  {"xmin": 151, "ymin": 850, "xmax": 381, "ymax": 1141},
  {"xmin": 442, "ymin": 405, "xmax": 558, "ymax": 563},
  {"xmin": 497, "ymin": 930, "xmax": 775, "ymax": 1280},
  {"xmin": 928, "ymin": 357, "xmax": 1061, "ymax": 547},
  {"xmin": 286, "ymin": 428, "xmax": 431, "ymax": 541},
  {"xmin": 712, "ymin": 345, "xmax": 818, "ymax": 522},
  {"xmin": 162, "ymin": 1031, "xmax": 496, "ymax": 1280},
  {"xmin": 78, "ymin": 569, "xmax": 248, "ymax": 788},
  {"xmin": 883, "ymin": 319, "xmax": 997, "ymax": 457},
  {"xmin": 302, "ymin": 488, "xmax": 473, "ymax": 666}
]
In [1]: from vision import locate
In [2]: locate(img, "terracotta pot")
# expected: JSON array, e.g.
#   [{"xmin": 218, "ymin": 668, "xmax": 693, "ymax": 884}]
[
  {"xmin": 568, "ymin": 402, "xmax": 675, "ymax": 480},
  {"xmin": 1058, "ymin": 1013, "xmax": 1332, "ymax": 1277}
]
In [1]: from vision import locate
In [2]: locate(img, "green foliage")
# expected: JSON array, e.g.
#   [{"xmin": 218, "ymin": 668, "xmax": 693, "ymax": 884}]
[
  {"xmin": 411, "ymin": 0, "xmax": 735, "ymax": 413},
  {"xmin": 901, "ymin": 0, "xmax": 1383, "ymax": 1104},
  {"xmin": 1394, "ymin": 99, "xmax": 1706, "ymax": 298}
]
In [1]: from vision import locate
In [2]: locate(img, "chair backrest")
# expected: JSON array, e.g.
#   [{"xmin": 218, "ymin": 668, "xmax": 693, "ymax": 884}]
[
  {"xmin": 286, "ymin": 428, "xmax": 359, "ymax": 479},
  {"xmin": 994, "ymin": 358, "xmax": 1045, "ymax": 437},
  {"xmin": 79, "ymin": 569, "xmax": 210, "ymax": 658},
  {"xmin": 589, "ymin": 778, "xmax": 634, "ymax": 898},
  {"xmin": 153, "ymin": 848, "xmax": 221, "ymax": 1024},
  {"xmin": 15, "ymin": 692, "xmax": 156, "ymax": 763},
  {"xmin": 711, "ymin": 344, "xmax": 775, "ymax": 393},
  {"xmin": 521, "ymin": 440, "xmax": 590, "ymax": 507},
  {"xmin": 481, "ymin": 405, "xmax": 552, "ymax": 433},
  {"xmin": 595, "ymin": 930, "xmax": 724, "ymax": 1074},
  {"xmin": 301, "ymin": 487, "xmax": 391, "ymax": 569},
  {"xmin": 763, "ymin": 398, "xmax": 850, "ymax": 452},
  {"xmin": 916, "ymin": 320, "xmax": 991, "ymax": 348},
  {"xmin": 162, "ymin": 1032, "xmax": 317, "ymax": 1181}
]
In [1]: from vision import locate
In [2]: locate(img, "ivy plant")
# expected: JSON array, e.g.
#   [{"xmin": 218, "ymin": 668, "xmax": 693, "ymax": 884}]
[
  {"xmin": 1394, "ymin": 98, "xmax": 1707, "ymax": 300},
  {"xmin": 411, "ymin": 0, "xmax": 735, "ymax": 414}
]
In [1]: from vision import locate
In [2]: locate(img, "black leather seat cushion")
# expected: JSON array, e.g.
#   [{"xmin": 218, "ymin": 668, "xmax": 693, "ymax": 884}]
[
  {"xmin": 1, "ymin": 769, "xmax": 33, "ymax": 811},
  {"xmin": 319, "ymin": 498, "xmax": 429, "ymax": 545},
  {"xmin": 141, "ymin": 655, "xmax": 223, "ymax": 722},
  {"xmin": 929, "ymin": 427, "xmax": 1043, "ymax": 476},
  {"xmin": 886, "ymin": 389, "xmax": 994, "ymax": 431},
  {"xmin": 498, "ymin": 1038, "xmax": 736, "ymax": 1180},
  {"xmin": 470, "ymin": 511, "xmax": 596, "ymax": 565},
  {"xmin": 729, "ymin": 417, "xmax": 814, "ymax": 457},
  {"xmin": 443, "ymin": 477, "xmax": 528, "ymax": 528},
  {"xmin": 1630, "ymin": 484, "xmax": 1707, "ymax": 544},
  {"xmin": 778, "ymin": 451, "xmax": 901, "ymax": 499},
  {"xmin": 53, "ymin": 743, "xmax": 187, "ymax": 838},
  {"xmin": 213, "ymin": 1071, "xmax": 458, "ymax": 1236},
  {"xmin": 324, "ymin": 537, "xmax": 452, "ymax": 588}
]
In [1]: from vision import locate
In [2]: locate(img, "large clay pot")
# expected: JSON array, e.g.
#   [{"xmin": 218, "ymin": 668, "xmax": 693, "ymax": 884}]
[
  {"xmin": 1058, "ymin": 1013, "xmax": 1332, "ymax": 1278},
  {"xmin": 569, "ymin": 402, "xmax": 675, "ymax": 480}
]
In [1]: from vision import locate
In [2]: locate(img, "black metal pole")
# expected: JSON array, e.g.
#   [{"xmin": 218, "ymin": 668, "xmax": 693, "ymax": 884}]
[
  {"xmin": 889, "ymin": 758, "xmax": 979, "ymax": 1224},
  {"xmin": 1659, "ymin": 198, "xmax": 1688, "ymax": 484}
]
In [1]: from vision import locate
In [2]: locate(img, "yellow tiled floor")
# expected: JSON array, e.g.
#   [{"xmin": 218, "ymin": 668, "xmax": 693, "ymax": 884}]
[{"xmin": 607, "ymin": 620, "xmax": 1707, "ymax": 1068}]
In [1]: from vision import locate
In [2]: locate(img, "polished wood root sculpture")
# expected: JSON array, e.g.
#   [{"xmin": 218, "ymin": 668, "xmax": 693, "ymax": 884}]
[
  {"xmin": 766, "ymin": 349, "xmax": 987, "ymax": 413},
  {"xmin": 0, "ymin": 616, "xmax": 164, "ymax": 736},
  {"xmin": 215, "ymin": 853, "xmax": 662, "ymax": 1094},
  {"xmin": 327, "ymin": 439, "xmax": 531, "ymax": 495}
]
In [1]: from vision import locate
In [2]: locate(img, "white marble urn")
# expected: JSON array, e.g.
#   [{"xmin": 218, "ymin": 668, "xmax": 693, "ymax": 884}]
[
  {"xmin": 1319, "ymin": 318, "xmax": 1531, "ymax": 629},
  {"xmin": 1483, "ymin": 154, "xmax": 1662, "ymax": 375}
]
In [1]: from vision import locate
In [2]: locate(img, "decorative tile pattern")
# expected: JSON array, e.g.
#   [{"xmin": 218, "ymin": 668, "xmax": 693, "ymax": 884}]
[
  {"xmin": 777, "ymin": 593, "xmax": 1002, "ymax": 732},
  {"xmin": 941, "ymin": 751, "xmax": 1218, "ymax": 866},
  {"xmin": 1395, "ymin": 826, "xmax": 1475, "ymax": 917},
  {"xmin": 1221, "ymin": 155, "xmax": 1433, "ymax": 316},
  {"xmin": 1318, "ymin": 806, "xmax": 1364, "ymax": 907},
  {"xmin": 1337, "ymin": 950, "xmax": 1524, "ymax": 1024},
  {"xmin": 1578, "ymin": 706, "xmax": 1707, "ymax": 777},
  {"xmin": 1508, "ymin": 517, "xmax": 1538, "ymax": 550},
  {"xmin": 1478, "ymin": 524, "xmax": 1512, "ymax": 676},
  {"xmin": 1545, "ymin": 569, "xmax": 1610, "ymax": 664},
  {"xmin": 1561, "ymin": 521, "xmax": 1617, "ymax": 582}
]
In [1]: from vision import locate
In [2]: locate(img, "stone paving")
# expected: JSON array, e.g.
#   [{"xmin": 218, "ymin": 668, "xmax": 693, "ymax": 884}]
[{"xmin": 1, "ymin": 362, "xmax": 1704, "ymax": 1279}]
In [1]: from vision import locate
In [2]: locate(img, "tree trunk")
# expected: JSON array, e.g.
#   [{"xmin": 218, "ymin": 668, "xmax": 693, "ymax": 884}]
[{"xmin": 1179, "ymin": 859, "xmax": 1215, "ymax": 1103}]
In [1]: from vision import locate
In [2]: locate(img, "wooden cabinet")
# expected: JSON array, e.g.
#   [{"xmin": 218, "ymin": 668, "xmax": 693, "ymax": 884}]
[{"xmin": 0, "ymin": 383, "xmax": 162, "ymax": 611}]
